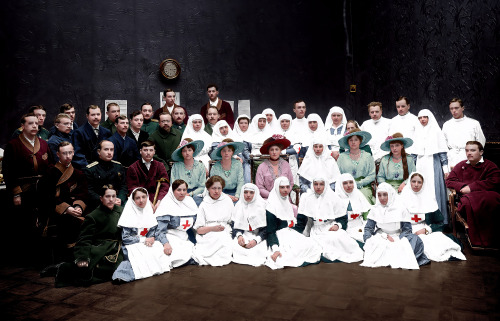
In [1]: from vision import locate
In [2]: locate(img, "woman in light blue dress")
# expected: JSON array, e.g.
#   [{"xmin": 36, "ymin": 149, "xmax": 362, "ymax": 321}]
[
  {"xmin": 210, "ymin": 139, "xmax": 245, "ymax": 202},
  {"xmin": 377, "ymin": 133, "xmax": 415, "ymax": 193}
]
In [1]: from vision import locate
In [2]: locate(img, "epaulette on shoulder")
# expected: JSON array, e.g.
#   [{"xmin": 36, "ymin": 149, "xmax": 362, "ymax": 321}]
[
  {"xmin": 17, "ymin": 127, "xmax": 22, "ymax": 131},
  {"xmin": 151, "ymin": 119, "xmax": 158, "ymax": 122},
  {"xmin": 111, "ymin": 160, "xmax": 122, "ymax": 165},
  {"xmin": 87, "ymin": 161, "xmax": 99, "ymax": 168}
]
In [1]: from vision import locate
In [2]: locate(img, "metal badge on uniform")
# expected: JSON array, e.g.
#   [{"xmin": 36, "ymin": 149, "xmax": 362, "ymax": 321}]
[{"xmin": 70, "ymin": 183, "xmax": 77, "ymax": 192}]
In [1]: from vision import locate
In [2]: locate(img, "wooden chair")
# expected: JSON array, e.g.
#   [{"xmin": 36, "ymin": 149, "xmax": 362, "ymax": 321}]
[{"xmin": 448, "ymin": 189, "xmax": 498, "ymax": 251}]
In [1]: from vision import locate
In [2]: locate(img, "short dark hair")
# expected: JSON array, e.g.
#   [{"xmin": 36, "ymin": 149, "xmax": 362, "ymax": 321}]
[
  {"xmin": 60, "ymin": 103, "xmax": 74, "ymax": 113},
  {"xmin": 114, "ymin": 115, "xmax": 128, "ymax": 124},
  {"xmin": 106, "ymin": 102, "xmax": 119, "ymax": 112},
  {"xmin": 86, "ymin": 105, "xmax": 100, "ymax": 114},
  {"xmin": 397, "ymin": 96, "xmax": 410, "ymax": 105},
  {"xmin": 99, "ymin": 184, "xmax": 116, "ymax": 196},
  {"xmin": 98, "ymin": 140, "xmax": 113, "ymax": 150},
  {"xmin": 450, "ymin": 98, "xmax": 464, "ymax": 107},
  {"xmin": 28, "ymin": 105, "xmax": 46, "ymax": 113},
  {"xmin": 130, "ymin": 110, "xmax": 142, "ymax": 119},
  {"xmin": 21, "ymin": 113, "xmax": 37, "ymax": 124},
  {"xmin": 466, "ymin": 141, "xmax": 484, "ymax": 151},
  {"xmin": 206, "ymin": 106, "xmax": 219, "ymax": 115},
  {"xmin": 367, "ymin": 101, "xmax": 382, "ymax": 111},
  {"xmin": 141, "ymin": 102, "xmax": 153, "ymax": 110},
  {"xmin": 293, "ymin": 100, "xmax": 305, "ymax": 108},
  {"xmin": 207, "ymin": 84, "xmax": 218, "ymax": 91},
  {"xmin": 57, "ymin": 141, "xmax": 73, "ymax": 152},
  {"xmin": 163, "ymin": 88, "xmax": 175, "ymax": 96},
  {"xmin": 206, "ymin": 175, "xmax": 225, "ymax": 189},
  {"xmin": 159, "ymin": 112, "xmax": 172, "ymax": 120},
  {"xmin": 140, "ymin": 140, "xmax": 155, "ymax": 149},
  {"xmin": 172, "ymin": 179, "xmax": 189, "ymax": 191}
]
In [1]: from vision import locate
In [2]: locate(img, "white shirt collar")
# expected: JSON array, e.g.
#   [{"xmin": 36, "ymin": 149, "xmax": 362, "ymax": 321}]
[
  {"xmin": 23, "ymin": 133, "xmax": 35, "ymax": 146},
  {"xmin": 210, "ymin": 97, "xmax": 219, "ymax": 106},
  {"xmin": 142, "ymin": 158, "xmax": 152, "ymax": 170},
  {"xmin": 466, "ymin": 156, "xmax": 484, "ymax": 164}
]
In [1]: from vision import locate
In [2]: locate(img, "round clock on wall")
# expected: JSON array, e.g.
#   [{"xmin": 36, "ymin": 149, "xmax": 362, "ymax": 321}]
[{"xmin": 159, "ymin": 58, "xmax": 181, "ymax": 79}]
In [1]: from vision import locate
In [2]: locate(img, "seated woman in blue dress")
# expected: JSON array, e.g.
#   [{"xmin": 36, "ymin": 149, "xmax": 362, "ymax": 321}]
[
  {"xmin": 401, "ymin": 172, "xmax": 465, "ymax": 262},
  {"xmin": 265, "ymin": 177, "xmax": 322, "ymax": 269},
  {"xmin": 170, "ymin": 138, "xmax": 207, "ymax": 206},
  {"xmin": 337, "ymin": 128, "xmax": 376, "ymax": 204},
  {"xmin": 231, "ymin": 183, "xmax": 268, "ymax": 267},
  {"xmin": 155, "ymin": 179, "xmax": 199, "ymax": 268},
  {"xmin": 361, "ymin": 183, "xmax": 430, "ymax": 269},
  {"xmin": 112, "ymin": 188, "xmax": 170, "ymax": 282},
  {"xmin": 210, "ymin": 139, "xmax": 245, "ymax": 202},
  {"xmin": 377, "ymin": 133, "xmax": 416, "ymax": 193}
]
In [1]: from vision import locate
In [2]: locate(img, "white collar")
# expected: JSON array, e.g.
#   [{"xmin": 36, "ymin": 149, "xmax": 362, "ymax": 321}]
[
  {"xmin": 466, "ymin": 157, "xmax": 484, "ymax": 165},
  {"xmin": 23, "ymin": 133, "xmax": 35, "ymax": 146},
  {"xmin": 210, "ymin": 97, "xmax": 219, "ymax": 106}
]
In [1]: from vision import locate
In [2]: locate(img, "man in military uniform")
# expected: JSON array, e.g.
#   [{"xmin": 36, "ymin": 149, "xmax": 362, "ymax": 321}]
[
  {"xmin": 84, "ymin": 140, "xmax": 127, "ymax": 210},
  {"xmin": 204, "ymin": 106, "xmax": 219, "ymax": 135},
  {"xmin": 109, "ymin": 115, "xmax": 140, "ymax": 168},
  {"xmin": 100, "ymin": 102, "xmax": 120, "ymax": 134},
  {"xmin": 38, "ymin": 141, "xmax": 88, "ymax": 260},
  {"xmin": 140, "ymin": 102, "xmax": 159, "ymax": 135},
  {"xmin": 12, "ymin": 105, "xmax": 51, "ymax": 140},
  {"xmin": 171, "ymin": 105, "xmax": 187, "ymax": 133},
  {"xmin": 148, "ymin": 113, "xmax": 182, "ymax": 170},
  {"xmin": 72, "ymin": 105, "xmax": 111, "ymax": 169}
]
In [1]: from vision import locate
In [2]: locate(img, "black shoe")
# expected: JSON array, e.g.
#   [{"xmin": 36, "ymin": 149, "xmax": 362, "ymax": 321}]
[{"xmin": 40, "ymin": 262, "xmax": 63, "ymax": 277}]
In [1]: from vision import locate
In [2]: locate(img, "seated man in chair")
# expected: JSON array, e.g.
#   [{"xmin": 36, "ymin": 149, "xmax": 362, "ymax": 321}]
[{"xmin": 445, "ymin": 141, "xmax": 500, "ymax": 248}]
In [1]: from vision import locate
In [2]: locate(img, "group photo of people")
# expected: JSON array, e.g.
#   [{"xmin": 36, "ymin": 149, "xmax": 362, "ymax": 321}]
[{"xmin": 3, "ymin": 85, "xmax": 499, "ymax": 288}]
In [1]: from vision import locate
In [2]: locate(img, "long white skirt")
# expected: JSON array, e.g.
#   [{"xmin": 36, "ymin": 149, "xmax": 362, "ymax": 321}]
[
  {"xmin": 126, "ymin": 241, "xmax": 171, "ymax": 280},
  {"xmin": 346, "ymin": 217, "xmax": 366, "ymax": 243},
  {"xmin": 411, "ymin": 224, "xmax": 466, "ymax": 262},
  {"xmin": 192, "ymin": 224, "xmax": 233, "ymax": 266},
  {"xmin": 265, "ymin": 228, "xmax": 322, "ymax": 270},
  {"xmin": 361, "ymin": 233, "xmax": 419, "ymax": 270},
  {"xmin": 166, "ymin": 230, "xmax": 195, "ymax": 268},
  {"xmin": 232, "ymin": 231, "xmax": 268, "ymax": 267},
  {"xmin": 310, "ymin": 223, "xmax": 364, "ymax": 263}
]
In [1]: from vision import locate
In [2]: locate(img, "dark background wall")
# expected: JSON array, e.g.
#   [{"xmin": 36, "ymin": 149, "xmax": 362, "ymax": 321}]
[{"xmin": 1, "ymin": 0, "xmax": 499, "ymax": 147}]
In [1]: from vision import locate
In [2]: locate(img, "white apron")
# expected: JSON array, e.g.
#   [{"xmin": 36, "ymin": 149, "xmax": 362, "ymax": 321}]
[
  {"xmin": 232, "ymin": 230, "xmax": 268, "ymax": 267},
  {"xmin": 126, "ymin": 240, "xmax": 171, "ymax": 280},
  {"xmin": 166, "ymin": 216, "xmax": 196, "ymax": 268},
  {"xmin": 192, "ymin": 221, "xmax": 233, "ymax": 266}
]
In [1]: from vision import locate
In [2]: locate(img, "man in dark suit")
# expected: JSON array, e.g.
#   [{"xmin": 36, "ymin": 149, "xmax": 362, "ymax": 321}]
[
  {"xmin": 72, "ymin": 105, "xmax": 111, "ymax": 169},
  {"xmin": 49, "ymin": 103, "xmax": 79, "ymax": 136},
  {"xmin": 127, "ymin": 110, "xmax": 149, "ymax": 149},
  {"xmin": 109, "ymin": 115, "xmax": 140, "ymax": 168}
]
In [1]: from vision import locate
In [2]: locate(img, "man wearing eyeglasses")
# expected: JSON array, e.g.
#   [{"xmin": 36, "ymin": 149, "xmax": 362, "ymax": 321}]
[
  {"xmin": 38, "ymin": 141, "xmax": 89, "ymax": 261},
  {"xmin": 48, "ymin": 113, "xmax": 73, "ymax": 163}
]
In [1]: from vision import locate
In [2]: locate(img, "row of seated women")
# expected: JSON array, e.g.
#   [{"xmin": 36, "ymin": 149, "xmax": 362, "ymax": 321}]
[{"xmin": 53, "ymin": 169, "xmax": 465, "ymax": 287}]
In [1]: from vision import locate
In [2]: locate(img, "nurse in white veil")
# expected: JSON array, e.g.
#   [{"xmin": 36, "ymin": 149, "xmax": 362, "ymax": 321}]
[{"xmin": 181, "ymin": 114, "xmax": 213, "ymax": 171}]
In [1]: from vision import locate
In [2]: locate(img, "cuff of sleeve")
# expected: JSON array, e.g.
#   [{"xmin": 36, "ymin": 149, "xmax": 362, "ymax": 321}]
[
  {"xmin": 425, "ymin": 226, "xmax": 432, "ymax": 235},
  {"xmin": 236, "ymin": 232, "xmax": 243, "ymax": 238},
  {"xmin": 139, "ymin": 236, "xmax": 146, "ymax": 243},
  {"xmin": 271, "ymin": 245, "xmax": 280, "ymax": 252},
  {"xmin": 442, "ymin": 165, "xmax": 450, "ymax": 173},
  {"xmin": 334, "ymin": 222, "xmax": 342, "ymax": 230},
  {"xmin": 381, "ymin": 233, "xmax": 388, "ymax": 239},
  {"xmin": 254, "ymin": 236, "xmax": 262, "ymax": 244}
]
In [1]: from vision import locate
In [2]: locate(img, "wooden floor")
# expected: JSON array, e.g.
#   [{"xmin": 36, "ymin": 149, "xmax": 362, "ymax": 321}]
[{"xmin": 1, "ymin": 244, "xmax": 499, "ymax": 321}]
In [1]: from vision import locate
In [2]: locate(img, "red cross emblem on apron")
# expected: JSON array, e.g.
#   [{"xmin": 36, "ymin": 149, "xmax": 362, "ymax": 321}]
[
  {"xmin": 288, "ymin": 221, "xmax": 294, "ymax": 228},
  {"xmin": 249, "ymin": 224, "xmax": 253, "ymax": 231},
  {"xmin": 411, "ymin": 214, "xmax": 422, "ymax": 223},
  {"xmin": 350, "ymin": 213, "xmax": 360, "ymax": 220},
  {"xmin": 140, "ymin": 228, "xmax": 149, "ymax": 236},
  {"xmin": 182, "ymin": 219, "xmax": 191, "ymax": 230}
]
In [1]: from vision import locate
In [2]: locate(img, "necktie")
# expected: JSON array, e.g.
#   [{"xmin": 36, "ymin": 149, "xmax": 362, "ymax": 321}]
[{"xmin": 94, "ymin": 128, "xmax": 99, "ymax": 137}]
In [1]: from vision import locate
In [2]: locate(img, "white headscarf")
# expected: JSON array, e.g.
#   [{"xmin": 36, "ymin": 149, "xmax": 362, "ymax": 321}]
[
  {"xmin": 301, "ymin": 113, "xmax": 326, "ymax": 146},
  {"xmin": 211, "ymin": 120, "xmax": 236, "ymax": 142},
  {"xmin": 276, "ymin": 113, "xmax": 299, "ymax": 144},
  {"xmin": 233, "ymin": 114, "xmax": 254, "ymax": 142},
  {"xmin": 232, "ymin": 183, "xmax": 267, "ymax": 230},
  {"xmin": 155, "ymin": 185, "xmax": 198, "ymax": 218},
  {"xmin": 266, "ymin": 177, "xmax": 295, "ymax": 223},
  {"xmin": 413, "ymin": 109, "xmax": 448, "ymax": 155},
  {"xmin": 367, "ymin": 182, "xmax": 410, "ymax": 223},
  {"xmin": 181, "ymin": 114, "xmax": 213, "ymax": 152},
  {"xmin": 297, "ymin": 135, "xmax": 341, "ymax": 184},
  {"xmin": 250, "ymin": 113, "xmax": 271, "ymax": 151},
  {"xmin": 117, "ymin": 188, "xmax": 158, "ymax": 229},
  {"xmin": 298, "ymin": 177, "xmax": 348, "ymax": 220},
  {"xmin": 262, "ymin": 108, "xmax": 281, "ymax": 132},
  {"xmin": 324, "ymin": 106, "xmax": 347, "ymax": 133},
  {"xmin": 335, "ymin": 173, "xmax": 372, "ymax": 214},
  {"xmin": 400, "ymin": 171, "xmax": 439, "ymax": 213}
]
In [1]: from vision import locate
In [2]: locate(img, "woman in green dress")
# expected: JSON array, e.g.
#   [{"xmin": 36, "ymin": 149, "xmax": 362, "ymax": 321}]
[
  {"xmin": 210, "ymin": 138, "xmax": 245, "ymax": 202},
  {"xmin": 337, "ymin": 128, "xmax": 376, "ymax": 204},
  {"xmin": 376, "ymin": 132, "xmax": 415, "ymax": 193},
  {"xmin": 53, "ymin": 185, "xmax": 123, "ymax": 287},
  {"xmin": 170, "ymin": 138, "xmax": 207, "ymax": 206}
]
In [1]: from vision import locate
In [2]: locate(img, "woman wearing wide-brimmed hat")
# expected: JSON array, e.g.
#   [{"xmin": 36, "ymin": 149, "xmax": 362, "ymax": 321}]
[
  {"xmin": 337, "ymin": 128, "xmax": 376, "ymax": 204},
  {"xmin": 209, "ymin": 138, "xmax": 245, "ymax": 202},
  {"xmin": 170, "ymin": 138, "xmax": 207, "ymax": 206},
  {"xmin": 255, "ymin": 135, "xmax": 294, "ymax": 200},
  {"xmin": 376, "ymin": 132, "xmax": 416, "ymax": 194}
]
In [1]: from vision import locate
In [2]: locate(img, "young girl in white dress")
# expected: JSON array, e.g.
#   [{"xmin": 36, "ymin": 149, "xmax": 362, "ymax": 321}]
[
  {"xmin": 112, "ymin": 188, "xmax": 170, "ymax": 282},
  {"xmin": 401, "ymin": 172, "xmax": 466, "ymax": 262},
  {"xmin": 361, "ymin": 183, "xmax": 430, "ymax": 269},
  {"xmin": 192, "ymin": 176, "xmax": 234, "ymax": 266},
  {"xmin": 231, "ymin": 183, "xmax": 268, "ymax": 266},
  {"xmin": 155, "ymin": 179, "xmax": 198, "ymax": 268},
  {"xmin": 265, "ymin": 177, "xmax": 322, "ymax": 269},
  {"xmin": 299, "ymin": 177, "xmax": 364, "ymax": 263}
]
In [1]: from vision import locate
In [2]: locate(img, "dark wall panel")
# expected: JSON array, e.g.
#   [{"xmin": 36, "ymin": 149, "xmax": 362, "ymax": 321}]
[
  {"xmin": 0, "ymin": 0, "xmax": 346, "ymax": 145},
  {"xmin": 347, "ymin": 0, "xmax": 500, "ymax": 140}
]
